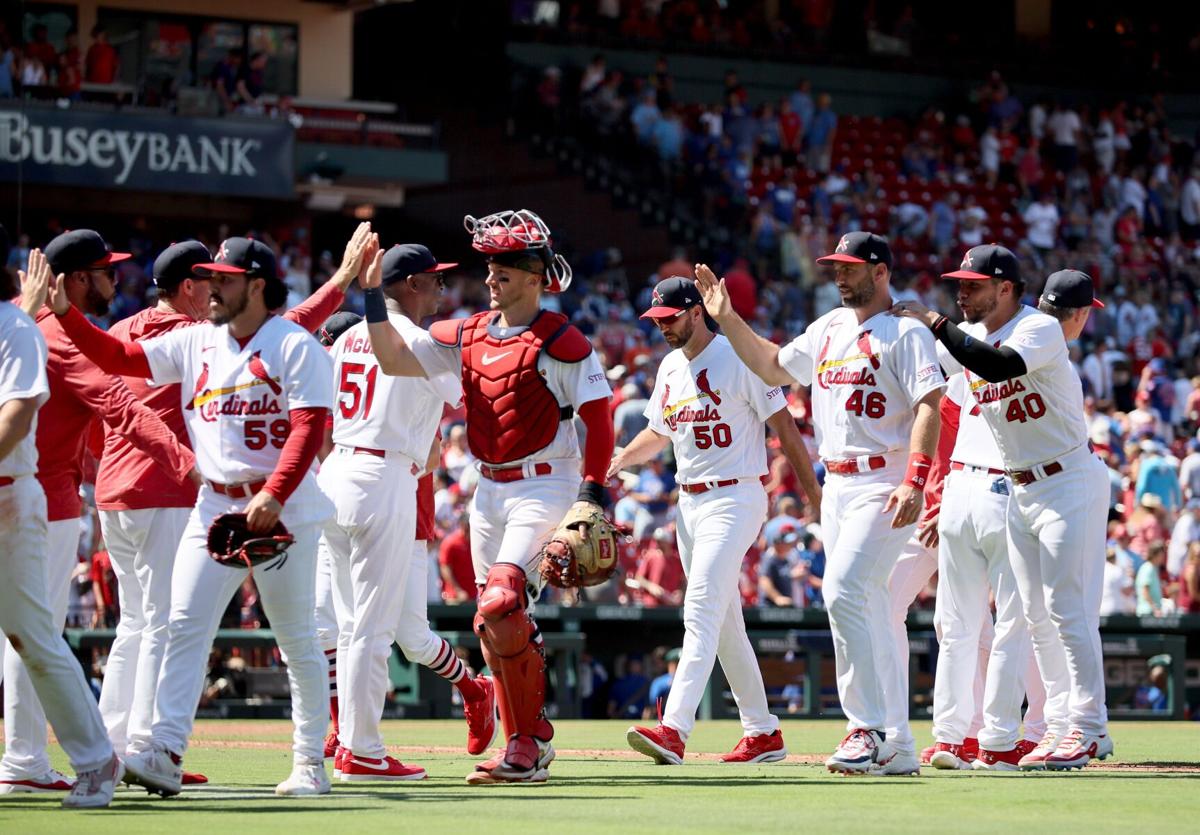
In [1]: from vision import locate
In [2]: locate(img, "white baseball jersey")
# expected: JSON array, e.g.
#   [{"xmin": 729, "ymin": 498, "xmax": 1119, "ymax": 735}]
[
  {"xmin": 0, "ymin": 302, "xmax": 49, "ymax": 479},
  {"xmin": 408, "ymin": 324, "xmax": 611, "ymax": 466},
  {"xmin": 778, "ymin": 308, "xmax": 944, "ymax": 460},
  {"xmin": 330, "ymin": 314, "xmax": 461, "ymax": 463},
  {"xmin": 945, "ymin": 373, "xmax": 1003, "ymax": 470},
  {"xmin": 939, "ymin": 306, "xmax": 1087, "ymax": 470},
  {"xmin": 646, "ymin": 335, "xmax": 784, "ymax": 483},
  {"xmin": 141, "ymin": 315, "xmax": 334, "ymax": 523}
]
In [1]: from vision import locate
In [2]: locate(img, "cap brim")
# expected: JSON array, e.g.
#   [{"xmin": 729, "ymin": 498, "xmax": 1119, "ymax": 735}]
[
  {"xmin": 94, "ymin": 251, "xmax": 132, "ymax": 266},
  {"xmin": 1092, "ymin": 299, "xmax": 1105, "ymax": 309},
  {"xmin": 429, "ymin": 262, "xmax": 458, "ymax": 273},
  {"xmin": 192, "ymin": 262, "xmax": 246, "ymax": 276},
  {"xmin": 640, "ymin": 305, "xmax": 686, "ymax": 319},
  {"xmin": 816, "ymin": 253, "xmax": 867, "ymax": 264},
  {"xmin": 941, "ymin": 269, "xmax": 993, "ymax": 280}
]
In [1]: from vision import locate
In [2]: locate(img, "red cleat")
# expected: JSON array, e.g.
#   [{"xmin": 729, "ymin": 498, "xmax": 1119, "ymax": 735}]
[
  {"xmin": 919, "ymin": 744, "xmax": 936, "ymax": 765},
  {"xmin": 464, "ymin": 675, "xmax": 499, "ymax": 756},
  {"xmin": 323, "ymin": 731, "xmax": 339, "ymax": 760},
  {"xmin": 929, "ymin": 741, "xmax": 973, "ymax": 770},
  {"xmin": 961, "ymin": 737, "xmax": 979, "ymax": 763},
  {"xmin": 720, "ymin": 730, "xmax": 788, "ymax": 764},
  {"xmin": 973, "ymin": 739, "xmax": 1038, "ymax": 771},
  {"xmin": 626, "ymin": 724, "xmax": 685, "ymax": 765},
  {"xmin": 182, "ymin": 772, "xmax": 208, "ymax": 785},
  {"xmin": 339, "ymin": 753, "xmax": 426, "ymax": 782}
]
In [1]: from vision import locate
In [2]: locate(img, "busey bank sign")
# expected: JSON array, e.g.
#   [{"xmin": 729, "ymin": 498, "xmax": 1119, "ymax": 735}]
[{"xmin": 0, "ymin": 107, "xmax": 294, "ymax": 199}]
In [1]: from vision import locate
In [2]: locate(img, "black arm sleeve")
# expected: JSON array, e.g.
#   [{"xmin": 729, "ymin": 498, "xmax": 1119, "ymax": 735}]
[{"xmin": 932, "ymin": 318, "xmax": 1028, "ymax": 383}]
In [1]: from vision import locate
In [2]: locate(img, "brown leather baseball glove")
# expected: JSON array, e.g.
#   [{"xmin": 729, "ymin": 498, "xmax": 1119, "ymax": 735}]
[
  {"xmin": 538, "ymin": 501, "xmax": 621, "ymax": 588},
  {"xmin": 207, "ymin": 513, "xmax": 293, "ymax": 571}
]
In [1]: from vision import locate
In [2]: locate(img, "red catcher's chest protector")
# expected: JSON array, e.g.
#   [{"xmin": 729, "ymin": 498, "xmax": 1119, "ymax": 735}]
[{"xmin": 432, "ymin": 310, "xmax": 589, "ymax": 465}]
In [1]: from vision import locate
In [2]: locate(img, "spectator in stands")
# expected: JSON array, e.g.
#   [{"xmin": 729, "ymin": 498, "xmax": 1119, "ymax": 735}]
[
  {"xmin": 1168, "ymin": 497, "xmax": 1200, "ymax": 577},
  {"xmin": 236, "ymin": 51, "xmax": 268, "ymax": 113},
  {"xmin": 614, "ymin": 381, "xmax": 649, "ymax": 446},
  {"xmin": 580, "ymin": 53, "xmax": 606, "ymax": 97},
  {"xmin": 25, "ymin": 23, "xmax": 57, "ymax": 77},
  {"xmin": 646, "ymin": 648, "xmax": 680, "ymax": 713},
  {"xmin": 1179, "ymin": 438, "xmax": 1200, "ymax": 500},
  {"xmin": 84, "ymin": 24, "xmax": 118, "ymax": 84},
  {"xmin": 1047, "ymin": 100, "xmax": 1082, "ymax": 171},
  {"xmin": 1181, "ymin": 167, "xmax": 1200, "ymax": 240},
  {"xmin": 19, "ymin": 47, "xmax": 47, "ymax": 89},
  {"xmin": 634, "ymin": 528, "xmax": 684, "ymax": 607},
  {"xmin": 794, "ymin": 530, "xmax": 825, "ymax": 607},
  {"xmin": 958, "ymin": 193, "xmax": 987, "ymax": 246},
  {"xmin": 805, "ymin": 93, "xmax": 837, "ymax": 173},
  {"xmin": 1023, "ymin": 189, "xmax": 1061, "ymax": 257},
  {"xmin": 1135, "ymin": 541, "xmax": 1170, "ymax": 616},
  {"xmin": 790, "ymin": 78, "xmax": 814, "ymax": 131},
  {"xmin": 210, "ymin": 48, "xmax": 242, "ymax": 114},
  {"xmin": 631, "ymin": 89, "xmax": 660, "ymax": 144},
  {"xmin": 57, "ymin": 27, "xmax": 81, "ymax": 100},
  {"xmin": 759, "ymin": 529, "xmax": 799, "ymax": 607},
  {"xmin": 653, "ymin": 105, "xmax": 684, "ymax": 163},
  {"xmin": 1100, "ymin": 547, "xmax": 1136, "ymax": 616},
  {"xmin": 608, "ymin": 655, "xmax": 650, "ymax": 719},
  {"xmin": 1136, "ymin": 440, "xmax": 1182, "ymax": 513},
  {"xmin": 1179, "ymin": 543, "xmax": 1200, "ymax": 613},
  {"xmin": 722, "ymin": 258, "xmax": 758, "ymax": 320},
  {"xmin": 438, "ymin": 516, "xmax": 476, "ymax": 603},
  {"xmin": 979, "ymin": 125, "xmax": 1000, "ymax": 187}
]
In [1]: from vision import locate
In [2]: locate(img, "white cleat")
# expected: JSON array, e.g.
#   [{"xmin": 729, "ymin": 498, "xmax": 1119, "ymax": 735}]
[
  {"xmin": 275, "ymin": 761, "xmax": 332, "ymax": 796},
  {"xmin": 62, "ymin": 755, "xmax": 124, "ymax": 809},
  {"xmin": 123, "ymin": 744, "xmax": 182, "ymax": 797},
  {"xmin": 870, "ymin": 743, "xmax": 921, "ymax": 776}
]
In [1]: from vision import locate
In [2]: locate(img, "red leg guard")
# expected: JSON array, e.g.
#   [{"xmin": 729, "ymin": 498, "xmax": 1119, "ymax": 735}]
[{"xmin": 474, "ymin": 564, "xmax": 552, "ymax": 742}]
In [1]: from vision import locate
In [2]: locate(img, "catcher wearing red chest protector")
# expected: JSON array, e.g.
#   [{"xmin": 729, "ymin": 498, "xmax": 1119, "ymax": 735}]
[{"xmin": 362, "ymin": 209, "xmax": 615, "ymax": 784}]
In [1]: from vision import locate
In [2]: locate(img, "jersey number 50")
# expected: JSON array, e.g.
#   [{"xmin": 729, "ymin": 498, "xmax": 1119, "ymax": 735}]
[
  {"xmin": 339, "ymin": 362, "xmax": 380, "ymax": 420},
  {"xmin": 693, "ymin": 423, "xmax": 732, "ymax": 448}
]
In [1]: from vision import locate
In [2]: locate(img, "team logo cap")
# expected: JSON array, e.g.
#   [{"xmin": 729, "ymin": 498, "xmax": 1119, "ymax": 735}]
[
  {"xmin": 942, "ymin": 243, "xmax": 1022, "ymax": 284},
  {"xmin": 382, "ymin": 244, "xmax": 458, "ymax": 286},
  {"xmin": 640, "ymin": 276, "xmax": 702, "ymax": 319},
  {"xmin": 193, "ymin": 237, "xmax": 279, "ymax": 280},
  {"xmin": 817, "ymin": 231, "xmax": 893, "ymax": 269},
  {"xmin": 44, "ymin": 229, "xmax": 132, "ymax": 275}
]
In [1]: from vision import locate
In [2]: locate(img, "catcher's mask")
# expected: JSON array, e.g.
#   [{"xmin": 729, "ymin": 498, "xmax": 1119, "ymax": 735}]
[{"xmin": 464, "ymin": 209, "xmax": 573, "ymax": 293}]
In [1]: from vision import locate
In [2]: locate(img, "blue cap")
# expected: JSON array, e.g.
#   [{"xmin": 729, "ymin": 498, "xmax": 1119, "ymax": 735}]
[
  {"xmin": 44, "ymin": 229, "xmax": 131, "ymax": 275},
  {"xmin": 153, "ymin": 240, "xmax": 211, "ymax": 288},
  {"xmin": 382, "ymin": 244, "xmax": 458, "ymax": 286}
]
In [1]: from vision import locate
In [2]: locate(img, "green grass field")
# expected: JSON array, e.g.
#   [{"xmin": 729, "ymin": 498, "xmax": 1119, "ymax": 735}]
[{"xmin": 2, "ymin": 719, "xmax": 1197, "ymax": 834}]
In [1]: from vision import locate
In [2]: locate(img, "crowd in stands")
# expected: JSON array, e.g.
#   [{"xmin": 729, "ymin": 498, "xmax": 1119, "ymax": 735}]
[{"xmin": 0, "ymin": 21, "xmax": 119, "ymax": 100}]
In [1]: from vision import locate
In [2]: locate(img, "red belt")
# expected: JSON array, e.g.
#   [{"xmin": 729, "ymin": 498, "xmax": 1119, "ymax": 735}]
[
  {"xmin": 679, "ymin": 478, "xmax": 741, "ymax": 495},
  {"xmin": 0, "ymin": 476, "xmax": 14, "ymax": 487},
  {"xmin": 1008, "ymin": 461, "xmax": 1063, "ymax": 486},
  {"xmin": 207, "ymin": 478, "xmax": 267, "ymax": 499},
  {"xmin": 479, "ymin": 462, "xmax": 552, "ymax": 483},
  {"xmin": 824, "ymin": 455, "xmax": 887, "ymax": 476},
  {"xmin": 950, "ymin": 461, "xmax": 1005, "ymax": 476},
  {"xmin": 350, "ymin": 446, "xmax": 385, "ymax": 458}
]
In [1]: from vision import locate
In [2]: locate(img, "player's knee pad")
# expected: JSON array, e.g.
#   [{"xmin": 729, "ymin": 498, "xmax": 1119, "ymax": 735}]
[{"xmin": 474, "ymin": 564, "xmax": 532, "ymax": 657}]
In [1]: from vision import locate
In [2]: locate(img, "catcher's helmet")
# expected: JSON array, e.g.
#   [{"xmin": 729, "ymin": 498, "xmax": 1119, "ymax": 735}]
[{"xmin": 463, "ymin": 209, "xmax": 573, "ymax": 293}]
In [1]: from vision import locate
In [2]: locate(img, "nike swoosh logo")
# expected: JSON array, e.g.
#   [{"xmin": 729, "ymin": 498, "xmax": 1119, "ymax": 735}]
[
  {"xmin": 349, "ymin": 758, "xmax": 392, "ymax": 770},
  {"xmin": 480, "ymin": 351, "xmax": 512, "ymax": 366}
]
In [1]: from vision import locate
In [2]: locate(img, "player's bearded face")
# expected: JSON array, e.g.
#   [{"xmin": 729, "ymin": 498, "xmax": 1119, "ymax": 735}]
[
  {"xmin": 209, "ymin": 275, "xmax": 251, "ymax": 324},
  {"xmin": 957, "ymin": 280, "xmax": 1000, "ymax": 323},
  {"xmin": 833, "ymin": 264, "xmax": 876, "ymax": 308},
  {"xmin": 83, "ymin": 268, "xmax": 117, "ymax": 317},
  {"xmin": 655, "ymin": 309, "xmax": 695, "ymax": 348}
]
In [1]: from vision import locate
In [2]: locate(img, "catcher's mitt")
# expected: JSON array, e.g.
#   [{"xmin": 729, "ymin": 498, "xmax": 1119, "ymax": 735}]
[
  {"xmin": 207, "ymin": 513, "xmax": 293, "ymax": 571},
  {"xmin": 538, "ymin": 501, "xmax": 621, "ymax": 588}
]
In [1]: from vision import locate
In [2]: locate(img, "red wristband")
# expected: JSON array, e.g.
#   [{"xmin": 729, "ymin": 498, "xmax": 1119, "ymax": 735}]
[{"xmin": 905, "ymin": 453, "xmax": 933, "ymax": 489}]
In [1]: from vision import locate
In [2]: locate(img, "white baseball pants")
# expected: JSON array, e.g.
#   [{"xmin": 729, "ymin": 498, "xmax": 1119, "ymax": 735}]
[
  {"xmin": 934, "ymin": 469, "xmax": 1046, "ymax": 749},
  {"xmin": 663, "ymin": 482, "xmax": 777, "ymax": 742},
  {"xmin": 321, "ymin": 446, "xmax": 418, "ymax": 759},
  {"xmin": 314, "ymin": 537, "xmax": 338, "ymax": 654},
  {"xmin": 395, "ymin": 540, "xmax": 446, "ymax": 666},
  {"xmin": 97, "ymin": 506, "xmax": 191, "ymax": 756},
  {"xmin": 1007, "ymin": 446, "xmax": 1109, "ymax": 736},
  {"xmin": 884, "ymin": 538, "xmax": 937, "ymax": 751},
  {"xmin": 1, "ymin": 515, "xmax": 86, "ymax": 779},
  {"xmin": 469, "ymin": 467, "xmax": 579, "ymax": 588},
  {"xmin": 151, "ymin": 500, "xmax": 326, "ymax": 763},
  {"xmin": 821, "ymin": 463, "xmax": 913, "ymax": 733},
  {"xmin": 0, "ymin": 478, "xmax": 112, "ymax": 775}
]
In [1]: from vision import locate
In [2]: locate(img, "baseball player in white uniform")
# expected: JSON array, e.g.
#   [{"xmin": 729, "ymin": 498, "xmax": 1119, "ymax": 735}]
[
  {"xmin": 696, "ymin": 232, "xmax": 943, "ymax": 775},
  {"xmin": 362, "ymin": 209, "xmax": 614, "ymax": 784},
  {"xmin": 615, "ymin": 276, "xmax": 820, "ymax": 765},
  {"xmin": 50, "ymin": 237, "xmax": 337, "ymax": 796},
  {"xmin": 0, "ymin": 245, "xmax": 122, "ymax": 808},
  {"xmin": 894, "ymin": 263, "xmax": 1111, "ymax": 770},
  {"xmin": 321, "ymin": 242, "xmax": 497, "ymax": 782}
]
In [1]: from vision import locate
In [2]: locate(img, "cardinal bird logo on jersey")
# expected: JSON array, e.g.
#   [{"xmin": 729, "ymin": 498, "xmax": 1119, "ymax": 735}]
[
  {"xmin": 856, "ymin": 331, "xmax": 881, "ymax": 370},
  {"xmin": 186, "ymin": 363, "xmax": 210, "ymax": 410},
  {"xmin": 248, "ymin": 351, "xmax": 283, "ymax": 395},
  {"xmin": 694, "ymin": 368, "xmax": 722, "ymax": 405},
  {"xmin": 660, "ymin": 383, "xmax": 671, "ymax": 414}
]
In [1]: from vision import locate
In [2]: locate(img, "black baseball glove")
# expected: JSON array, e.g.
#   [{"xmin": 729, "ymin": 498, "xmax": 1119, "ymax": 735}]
[{"xmin": 207, "ymin": 513, "xmax": 293, "ymax": 570}]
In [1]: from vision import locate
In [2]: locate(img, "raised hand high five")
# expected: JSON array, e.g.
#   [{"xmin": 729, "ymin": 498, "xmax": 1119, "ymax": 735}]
[{"xmin": 693, "ymin": 263, "xmax": 733, "ymax": 322}]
